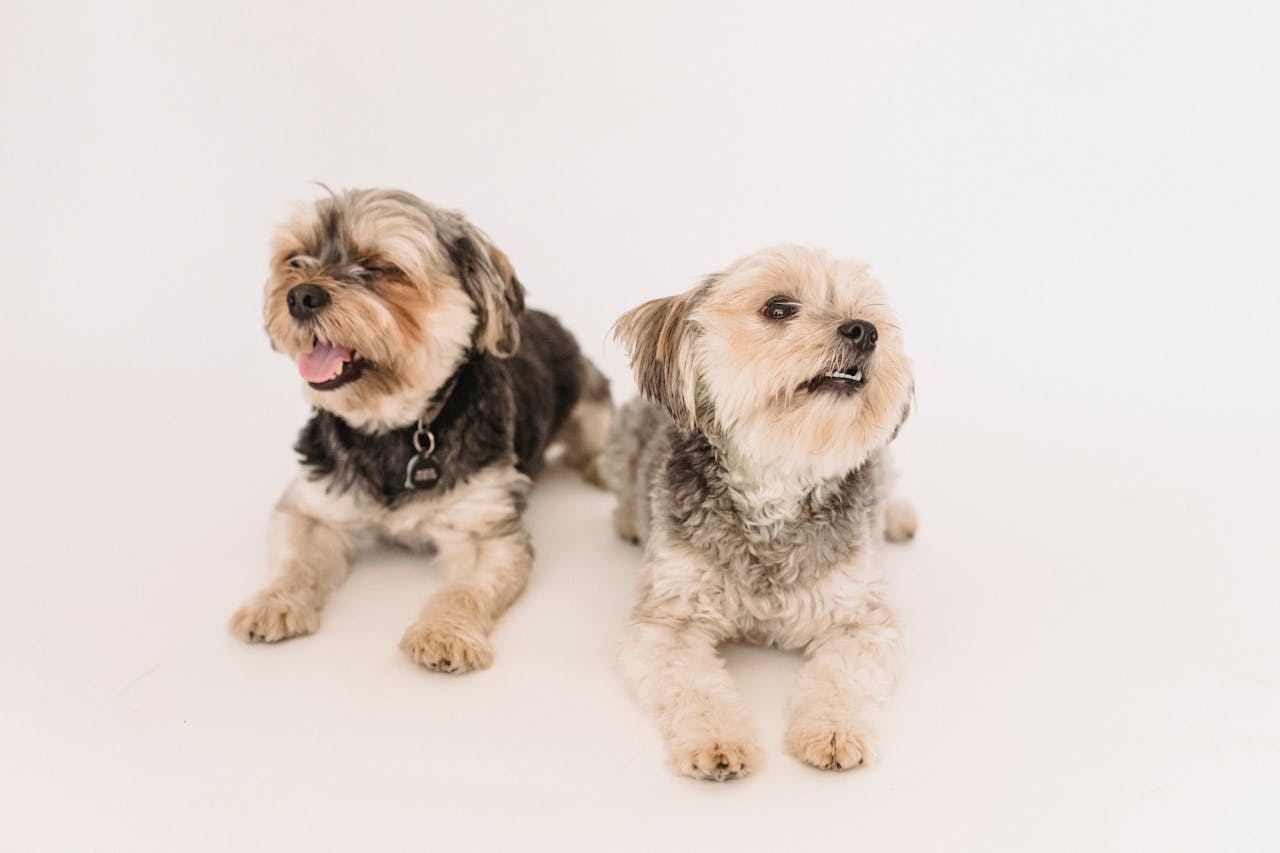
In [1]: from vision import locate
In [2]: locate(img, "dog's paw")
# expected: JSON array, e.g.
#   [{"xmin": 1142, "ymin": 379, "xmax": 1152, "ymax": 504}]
[
  {"xmin": 669, "ymin": 734, "xmax": 761, "ymax": 782},
  {"xmin": 612, "ymin": 506, "xmax": 641, "ymax": 545},
  {"xmin": 400, "ymin": 620, "xmax": 494, "ymax": 674},
  {"xmin": 578, "ymin": 456, "xmax": 607, "ymax": 489},
  {"xmin": 229, "ymin": 591, "xmax": 319, "ymax": 643},
  {"xmin": 785, "ymin": 714, "xmax": 876, "ymax": 771},
  {"xmin": 884, "ymin": 499, "xmax": 918, "ymax": 543}
]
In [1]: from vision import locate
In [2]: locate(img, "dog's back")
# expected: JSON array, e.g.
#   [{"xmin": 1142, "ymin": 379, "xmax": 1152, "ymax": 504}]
[{"xmin": 509, "ymin": 309, "xmax": 613, "ymax": 481}]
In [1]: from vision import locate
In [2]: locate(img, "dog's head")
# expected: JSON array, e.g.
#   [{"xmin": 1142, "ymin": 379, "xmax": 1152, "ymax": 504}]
[
  {"xmin": 615, "ymin": 245, "xmax": 913, "ymax": 478},
  {"xmin": 264, "ymin": 188, "xmax": 524, "ymax": 429}
]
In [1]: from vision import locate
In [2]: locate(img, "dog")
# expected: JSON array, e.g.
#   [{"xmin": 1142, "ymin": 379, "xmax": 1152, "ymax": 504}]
[
  {"xmin": 602, "ymin": 244, "xmax": 917, "ymax": 780},
  {"xmin": 230, "ymin": 188, "xmax": 612, "ymax": 673}
]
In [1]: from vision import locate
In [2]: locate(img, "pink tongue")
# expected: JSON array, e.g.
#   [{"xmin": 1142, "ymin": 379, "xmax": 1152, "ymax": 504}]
[{"xmin": 298, "ymin": 342, "xmax": 353, "ymax": 383}]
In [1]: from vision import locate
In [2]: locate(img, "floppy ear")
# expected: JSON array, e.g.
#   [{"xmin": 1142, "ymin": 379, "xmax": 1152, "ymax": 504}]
[
  {"xmin": 613, "ymin": 295, "xmax": 698, "ymax": 429},
  {"xmin": 447, "ymin": 226, "xmax": 526, "ymax": 358}
]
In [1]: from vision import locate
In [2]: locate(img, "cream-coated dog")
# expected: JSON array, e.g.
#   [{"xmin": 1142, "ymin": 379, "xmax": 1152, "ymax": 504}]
[{"xmin": 603, "ymin": 245, "xmax": 917, "ymax": 780}]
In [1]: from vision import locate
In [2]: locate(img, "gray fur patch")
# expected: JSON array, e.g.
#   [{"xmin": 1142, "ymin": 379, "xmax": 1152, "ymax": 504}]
[{"xmin": 604, "ymin": 399, "xmax": 882, "ymax": 593}]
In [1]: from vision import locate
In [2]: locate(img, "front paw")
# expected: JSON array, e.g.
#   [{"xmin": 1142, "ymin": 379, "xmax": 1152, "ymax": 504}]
[
  {"xmin": 785, "ymin": 712, "xmax": 876, "ymax": 771},
  {"xmin": 230, "ymin": 590, "xmax": 319, "ymax": 643},
  {"xmin": 668, "ymin": 732, "xmax": 761, "ymax": 782},
  {"xmin": 400, "ymin": 620, "xmax": 494, "ymax": 674}
]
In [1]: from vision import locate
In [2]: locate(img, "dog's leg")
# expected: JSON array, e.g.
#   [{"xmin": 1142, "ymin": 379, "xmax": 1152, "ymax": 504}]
[
  {"xmin": 558, "ymin": 398, "xmax": 613, "ymax": 488},
  {"xmin": 399, "ymin": 526, "xmax": 531, "ymax": 674},
  {"xmin": 601, "ymin": 398, "xmax": 669, "ymax": 544},
  {"xmin": 884, "ymin": 499, "xmax": 918, "ymax": 542},
  {"xmin": 619, "ymin": 617, "xmax": 761, "ymax": 781},
  {"xmin": 601, "ymin": 415, "xmax": 641, "ymax": 543},
  {"xmin": 875, "ymin": 449, "xmax": 919, "ymax": 542},
  {"xmin": 784, "ymin": 603, "xmax": 899, "ymax": 770},
  {"xmin": 398, "ymin": 467, "xmax": 533, "ymax": 674},
  {"xmin": 556, "ymin": 356, "xmax": 613, "ymax": 487},
  {"xmin": 229, "ymin": 493, "xmax": 356, "ymax": 643}
]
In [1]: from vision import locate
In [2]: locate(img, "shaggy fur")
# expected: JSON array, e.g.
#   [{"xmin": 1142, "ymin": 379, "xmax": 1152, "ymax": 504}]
[
  {"xmin": 230, "ymin": 188, "xmax": 612, "ymax": 673},
  {"xmin": 603, "ymin": 244, "xmax": 917, "ymax": 780}
]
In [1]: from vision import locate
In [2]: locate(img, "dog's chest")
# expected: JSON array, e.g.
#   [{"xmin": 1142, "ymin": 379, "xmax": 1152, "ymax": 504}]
[
  {"xmin": 720, "ymin": 492, "xmax": 866, "ymax": 588},
  {"xmin": 665, "ymin": 450, "xmax": 878, "ymax": 595},
  {"xmin": 693, "ymin": 494, "xmax": 880, "ymax": 647},
  {"xmin": 296, "ymin": 401, "xmax": 508, "ymax": 510},
  {"xmin": 291, "ymin": 461, "xmax": 529, "ymax": 552}
]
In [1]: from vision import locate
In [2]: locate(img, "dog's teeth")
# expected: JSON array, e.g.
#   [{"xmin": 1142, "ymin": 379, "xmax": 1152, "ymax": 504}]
[{"xmin": 852, "ymin": 370, "xmax": 863, "ymax": 381}]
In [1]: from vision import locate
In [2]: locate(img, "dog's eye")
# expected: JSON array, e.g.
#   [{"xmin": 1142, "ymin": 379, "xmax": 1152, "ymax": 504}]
[
  {"xmin": 362, "ymin": 260, "xmax": 395, "ymax": 277},
  {"xmin": 286, "ymin": 255, "xmax": 306, "ymax": 269},
  {"xmin": 762, "ymin": 297, "xmax": 798, "ymax": 321}
]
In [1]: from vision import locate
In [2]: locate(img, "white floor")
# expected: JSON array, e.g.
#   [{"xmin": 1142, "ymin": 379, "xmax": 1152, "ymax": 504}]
[{"xmin": 4, "ymin": 2, "xmax": 1279, "ymax": 851}]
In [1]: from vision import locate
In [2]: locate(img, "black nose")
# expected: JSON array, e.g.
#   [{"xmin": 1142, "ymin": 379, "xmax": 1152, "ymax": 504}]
[
  {"xmin": 287, "ymin": 284, "xmax": 330, "ymax": 319},
  {"xmin": 838, "ymin": 319, "xmax": 878, "ymax": 352}
]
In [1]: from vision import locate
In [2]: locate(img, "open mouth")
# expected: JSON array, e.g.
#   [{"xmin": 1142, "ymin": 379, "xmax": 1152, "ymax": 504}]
[
  {"xmin": 298, "ymin": 336, "xmax": 367, "ymax": 391},
  {"xmin": 803, "ymin": 366, "xmax": 867, "ymax": 395}
]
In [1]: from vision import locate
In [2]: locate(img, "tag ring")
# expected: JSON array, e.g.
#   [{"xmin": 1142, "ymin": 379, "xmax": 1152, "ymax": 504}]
[{"xmin": 413, "ymin": 427, "xmax": 435, "ymax": 456}]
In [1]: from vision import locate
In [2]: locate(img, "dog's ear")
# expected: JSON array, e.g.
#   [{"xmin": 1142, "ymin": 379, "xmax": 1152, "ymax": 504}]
[
  {"xmin": 614, "ymin": 295, "xmax": 698, "ymax": 429},
  {"xmin": 447, "ymin": 226, "xmax": 526, "ymax": 358}
]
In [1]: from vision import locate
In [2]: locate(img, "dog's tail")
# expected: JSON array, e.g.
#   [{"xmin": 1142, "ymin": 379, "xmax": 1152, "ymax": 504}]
[{"xmin": 600, "ymin": 396, "xmax": 670, "ymax": 545}]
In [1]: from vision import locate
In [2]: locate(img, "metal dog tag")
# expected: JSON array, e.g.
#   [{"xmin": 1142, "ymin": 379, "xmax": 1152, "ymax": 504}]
[
  {"xmin": 404, "ymin": 454, "xmax": 440, "ymax": 490},
  {"xmin": 404, "ymin": 427, "xmax": 439, "ymax": 490}
]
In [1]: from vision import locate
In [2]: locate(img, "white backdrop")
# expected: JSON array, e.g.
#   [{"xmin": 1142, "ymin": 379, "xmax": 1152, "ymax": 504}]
[{"xmin": 3, "ymin": 1, "xmax": 1278, "ymax": 850}]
